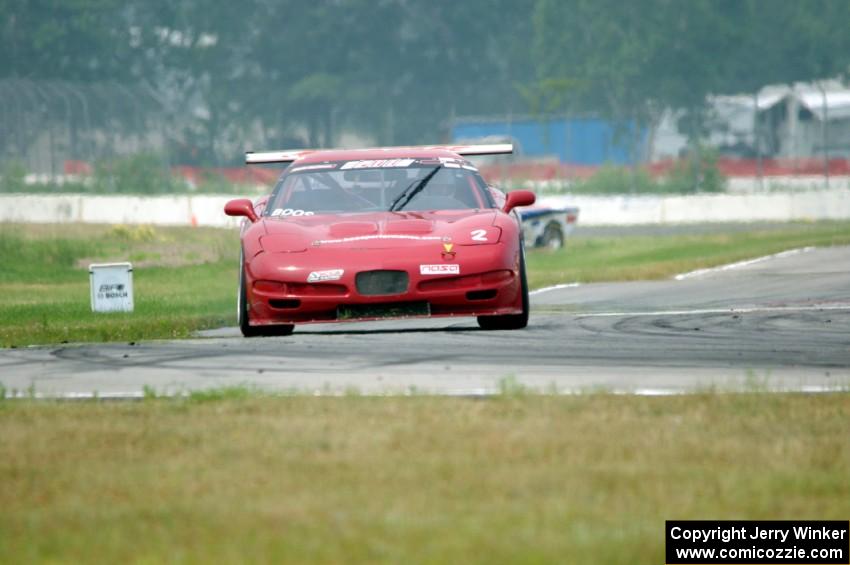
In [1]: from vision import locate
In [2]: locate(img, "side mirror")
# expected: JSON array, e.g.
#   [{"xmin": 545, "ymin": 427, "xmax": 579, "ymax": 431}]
[
  {"xmin": 503, "ymin": 190, "xmax": 536, "ymax": 213},
  {"xmin": 224, "ymin": 199, "xmax": 259, "ymax": 223}
]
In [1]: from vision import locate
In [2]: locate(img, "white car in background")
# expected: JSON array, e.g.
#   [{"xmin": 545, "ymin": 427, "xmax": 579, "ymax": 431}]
[{"xmin": 519, "ymin": 206, "xmax": 579, "ymax": 250}]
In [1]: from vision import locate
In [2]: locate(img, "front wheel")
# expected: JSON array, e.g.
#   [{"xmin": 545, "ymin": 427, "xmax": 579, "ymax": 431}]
[
  {"xmin": 542, "ymin": 222, "xmax": 564, "ymax": 250},
  {"xmin": 238, "ymin": 254, "xmax": 294, "ymax": 337},
  {"xmin": 477, "ymin": 244, "xmax": 529, "ymax": 330}
]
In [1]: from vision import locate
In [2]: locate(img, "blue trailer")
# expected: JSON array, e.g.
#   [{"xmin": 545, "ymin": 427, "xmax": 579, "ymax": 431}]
[{"xmin": 451, "ymin": 116, "xmax": 647, "ymax": 165}]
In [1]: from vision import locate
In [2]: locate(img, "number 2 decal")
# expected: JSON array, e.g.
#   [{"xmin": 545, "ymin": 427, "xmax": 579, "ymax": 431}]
[{"xmin": 470, "ymin": 229, "xmax": 488, "ymax": 242}]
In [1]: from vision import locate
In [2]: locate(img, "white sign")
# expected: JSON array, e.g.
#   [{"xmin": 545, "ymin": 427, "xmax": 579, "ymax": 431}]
[
  {"xmin": 89, "ymin": 262, "xmax": 134, "ymax": 312},
  {"xmin": 420, "ymin": 264, "xmax": 460, "ymax": 275}
]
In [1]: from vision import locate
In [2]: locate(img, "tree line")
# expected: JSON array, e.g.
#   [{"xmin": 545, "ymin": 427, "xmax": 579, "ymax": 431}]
[{"xmin": 2, "ymin": 0, "xmax": 848, "ymax": 165}]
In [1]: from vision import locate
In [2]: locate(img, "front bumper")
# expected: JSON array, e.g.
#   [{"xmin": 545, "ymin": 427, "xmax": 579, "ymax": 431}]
[{"xmin": 244, "ymin": 243, "xmax": 521, "ymax": 325}]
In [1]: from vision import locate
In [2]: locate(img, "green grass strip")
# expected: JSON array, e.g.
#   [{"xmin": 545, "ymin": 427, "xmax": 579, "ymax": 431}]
[{"xmin": 0, "ymin": 394, "xmax": 848, "ymax": 563}]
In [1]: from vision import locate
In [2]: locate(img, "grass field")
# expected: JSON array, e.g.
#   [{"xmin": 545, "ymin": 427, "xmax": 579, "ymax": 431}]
[
  {"xmin": 1, "ymin": 220, "xmax": 850, "ymax": 347},
  {"xmin": 1, "ymin": 393, "xmax": 848, "ymax": 563},
  {"xmin": 0, "ymin": 223, "xmax": 238, "ymax": 347}
]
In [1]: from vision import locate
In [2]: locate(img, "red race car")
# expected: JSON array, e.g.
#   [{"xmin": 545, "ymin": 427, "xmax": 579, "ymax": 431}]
[{"xmin": 224, "ymin": 144, "xmax": 535, "ymax": 336}]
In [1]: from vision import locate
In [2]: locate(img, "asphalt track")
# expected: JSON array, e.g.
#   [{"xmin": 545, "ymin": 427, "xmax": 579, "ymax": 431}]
[{"xmin": 2, "ymin": 246, "xmax": 849, "ymax": 396}]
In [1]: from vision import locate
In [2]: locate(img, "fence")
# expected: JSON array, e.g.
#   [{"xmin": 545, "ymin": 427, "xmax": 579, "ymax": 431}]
[
  {"xmin": 2, "ymin": 189, "xmax": 850, "ymax": 227},
  {"xmin": 0, "ymin": 78, "xmax": 173, "ymax": 177}
]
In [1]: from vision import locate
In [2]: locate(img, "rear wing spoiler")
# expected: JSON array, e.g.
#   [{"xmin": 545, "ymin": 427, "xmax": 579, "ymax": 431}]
[
  {"xmin": 245, "ymin": 150, "xmax": 313, "ymax": 165},
  {"xmin": 245, "ymin": 143, "xmax": 513, "ymax": 165}
]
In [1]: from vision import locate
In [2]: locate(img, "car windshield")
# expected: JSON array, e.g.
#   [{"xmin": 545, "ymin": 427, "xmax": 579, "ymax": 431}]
[{"xmin": 264, "ymin": 159, "xmax": 494, "ymax": 217}]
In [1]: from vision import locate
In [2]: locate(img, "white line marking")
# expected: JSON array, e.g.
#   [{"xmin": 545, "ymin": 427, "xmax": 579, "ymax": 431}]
[
  {"xmin": 674, "ymin": 247, "xmax": 815, "ymax": 280},
  {"xmin": 531, "ymin": 247, "xmax": 818, "ymax": 295},
  {"xmin": 575, "ymin": 304, "xmax": 850, "ymax": 318},
  {"xmin": 607, "ymin": 385, "xmax": 849, "ymax": 395},
  {"xmin": 530, "ymin": 282, "xmax": 581, "ymax": 296},
  {"xmin": 628, "ymin": 389, "xmax": 688, "ymax": 396},
  {"xmin": 5, "ymin": 391, "xmax": 147, "ymax": 400},
  {"xmin": 6, "ymin": 383, "xmax": 848, "ymax": 400}
]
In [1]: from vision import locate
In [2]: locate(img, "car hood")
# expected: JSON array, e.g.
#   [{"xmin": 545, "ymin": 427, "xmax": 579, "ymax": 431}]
[{"xmin": 260, "ymin": 210, "xmax": 498, "ymax": 251}]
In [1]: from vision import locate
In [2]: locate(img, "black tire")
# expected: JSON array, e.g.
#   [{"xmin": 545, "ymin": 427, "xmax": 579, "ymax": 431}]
[
  {"xmin": 238, "ymin": 254, "xmax": 294, "ymax": 338},
  {"xmin": 542, "ymin": 222, "xmax": 564, "ymax": 250},
  {"xmin": 477, "ymin": 244, "xmax": 529, "ymax": 330}
]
